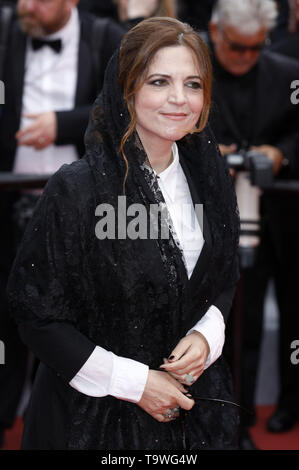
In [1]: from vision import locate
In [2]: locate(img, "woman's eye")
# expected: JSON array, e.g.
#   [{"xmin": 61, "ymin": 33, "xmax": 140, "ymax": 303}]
[
  {"xmin": 186, "ymin": 81, "xmax": 202, "ymax": 90},
  {"xmin": 149, "ymin": 79, "xmax": 167, "ymax": 87}
]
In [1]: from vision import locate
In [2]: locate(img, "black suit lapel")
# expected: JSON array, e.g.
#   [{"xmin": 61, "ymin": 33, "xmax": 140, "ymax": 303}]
[
  {"xmin": 179, "ymin": 152, "xmax": 212, "ymax": 290},
  {"xmin": 252, "ymin": 53, "xmax": 274, "ymax": 142},
  {"xmin": 213, "ymin": 89, "xmax": 242, "ymax": 144},
  {"xmin": 75, "ymin": 16, "xmax": 97, "ymax": 106},
  {"xmin": 75, "ymin": 27, "xmax": 87, "ymax": 105},
  {"xmin": 11, "ymin": 24, "xmax": 26, "ymax": 120}
]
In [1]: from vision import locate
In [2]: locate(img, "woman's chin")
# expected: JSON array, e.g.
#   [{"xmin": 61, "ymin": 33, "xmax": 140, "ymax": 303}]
[{"xmin": 163, "ymin": 128, "xmax": 193, "ymax": 142}]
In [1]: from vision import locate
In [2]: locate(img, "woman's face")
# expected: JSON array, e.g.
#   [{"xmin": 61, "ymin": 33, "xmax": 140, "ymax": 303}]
[{"xmin": 134, "ymin": 45, "xmax": 204, "ymax": 149}]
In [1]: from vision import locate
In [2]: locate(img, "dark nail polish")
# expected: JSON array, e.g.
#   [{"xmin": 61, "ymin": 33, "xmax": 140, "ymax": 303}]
[{"xmin": 168, "ymin": 355, "xmax": 175, "ymax": 360}]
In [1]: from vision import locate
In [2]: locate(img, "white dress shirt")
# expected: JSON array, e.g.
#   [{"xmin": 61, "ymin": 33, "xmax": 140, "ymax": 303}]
[
  {"xmin": 13, "ymin": 7, "xmax": 80, "ymax": 175},
  {"xmin": 70, "ymin": 143, "xmax": 225, "ymax": 401}
]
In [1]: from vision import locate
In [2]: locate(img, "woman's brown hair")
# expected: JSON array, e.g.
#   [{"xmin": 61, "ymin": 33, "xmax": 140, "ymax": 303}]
[{"xmin": 118, "ymin": 16, "xmax": 212, "ymax": 190}]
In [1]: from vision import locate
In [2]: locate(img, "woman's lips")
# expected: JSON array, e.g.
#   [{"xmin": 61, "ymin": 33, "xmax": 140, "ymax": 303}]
[{"xmin": 161, "ymin": 113, "xmax": 188, "ymax": 121}]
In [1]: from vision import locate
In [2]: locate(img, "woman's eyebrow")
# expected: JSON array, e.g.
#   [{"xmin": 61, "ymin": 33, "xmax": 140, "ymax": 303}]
[
  {"xmin": 146, "ymin": 73, "xmax": 201, "ymax": 80},
  {"xmin": 146, "ymin": 73, "xmax": 171, "ymax": 79},
  {"xmin": 186, "ymin": 75, "xmax": 202, "ymax": 80}
]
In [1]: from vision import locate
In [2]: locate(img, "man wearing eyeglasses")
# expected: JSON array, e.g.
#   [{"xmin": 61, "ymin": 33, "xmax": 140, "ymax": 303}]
[
  {"xmin": 211, "ymin": 19, "xmax": 267, "ymax": 76},
  {"xmin": 206, "ymin": 0, "xmax": 299, "ymax": 450}
]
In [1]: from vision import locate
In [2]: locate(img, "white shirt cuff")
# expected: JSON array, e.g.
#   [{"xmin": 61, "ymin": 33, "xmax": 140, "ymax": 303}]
[
  {"xmin": 110, "ymin": 354, "xmax": 149, "ymax": 403},
  {"xmin": 69, "ymin": 345, "xmax": 149, "ymax": 403},
  {"xmin": 186, "ymin": 305, "xmax": 225, "ymax": 369}
]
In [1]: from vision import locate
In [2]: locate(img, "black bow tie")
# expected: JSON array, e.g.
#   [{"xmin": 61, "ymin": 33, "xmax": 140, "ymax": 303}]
[{"xmin": 31, "ymin": 38, "xmax": 62, "ymax": 53}]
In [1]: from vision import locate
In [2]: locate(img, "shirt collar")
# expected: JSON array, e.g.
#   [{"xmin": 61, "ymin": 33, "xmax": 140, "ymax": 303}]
[
  {"xmin": 157, "ymin": 142, "xmax": 180, "ymax": 203},
  {"xmin": 158, "ymin": 142, "xmax": 179, "ymax": 179}
]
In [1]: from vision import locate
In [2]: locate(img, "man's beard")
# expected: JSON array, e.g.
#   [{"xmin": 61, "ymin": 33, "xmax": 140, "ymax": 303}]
[{"xmin": 18, "ymin": 14, "xmax": 47, "ymax": 37}]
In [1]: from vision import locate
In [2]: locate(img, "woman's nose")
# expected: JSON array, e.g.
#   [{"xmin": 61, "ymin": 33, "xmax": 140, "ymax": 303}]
[{"xmin": 168, "ymin": 85, "xmax": 186, "ymax": 105}]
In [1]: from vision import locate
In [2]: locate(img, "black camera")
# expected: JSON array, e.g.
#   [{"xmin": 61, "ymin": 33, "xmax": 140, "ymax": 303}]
[
  {"xmin": 225, "ymin": 149, "xmax": 273, "ymax": 268},
  {"xmin": 225, "ymin": 149, "xmax": 273, "ymax": 187}
]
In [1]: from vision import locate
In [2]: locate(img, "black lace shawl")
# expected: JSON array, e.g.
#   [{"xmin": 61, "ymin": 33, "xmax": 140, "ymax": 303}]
[{"xmin": 8, "ymin": 51, "xmax": 240, "ymax": 450}]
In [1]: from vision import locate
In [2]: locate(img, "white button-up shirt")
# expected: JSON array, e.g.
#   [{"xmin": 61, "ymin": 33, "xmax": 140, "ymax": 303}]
[{"xmin": 13, "ymin": 7, "xmax": 80, "ymax": 175}]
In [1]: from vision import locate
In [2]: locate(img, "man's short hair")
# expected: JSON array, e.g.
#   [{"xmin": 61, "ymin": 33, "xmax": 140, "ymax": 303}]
[{"xmin": 211, "ymin": 0, "xmax": 278, "ymax": 35}]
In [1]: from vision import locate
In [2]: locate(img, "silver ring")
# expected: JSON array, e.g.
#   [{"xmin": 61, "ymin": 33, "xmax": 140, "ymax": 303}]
[
  {"xmin": 164, "ymin": 409, "xmax": 174, "ymax": 419},
  {"xmin": 164, "ymin": 406, "xmax": 180, "ymax": 419},
  {"xmin": 185, "ymin": 373, "xmax": 195, "ymax": 385}
]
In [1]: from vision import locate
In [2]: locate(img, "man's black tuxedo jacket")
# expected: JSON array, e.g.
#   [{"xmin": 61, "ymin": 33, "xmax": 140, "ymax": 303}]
[
  {"xmin": 209, "ymin": 49, "xmax": 299, "ymax": 180},
  {"xmin": 271, "ymin": 32, "xmax": 299, "ymax": 65},
  {"xmin": 0, "ymin": 12, "xmax": 124, "ymax": 171}
]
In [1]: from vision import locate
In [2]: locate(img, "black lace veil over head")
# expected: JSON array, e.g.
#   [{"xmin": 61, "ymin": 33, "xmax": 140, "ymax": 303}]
[
  {"xmin": 84, "ymin": 47, "xmax": 150, "ymax": 195},
  {"xmin": 84, "ymin": 49, "xmax": 130, "ymax": 161}
]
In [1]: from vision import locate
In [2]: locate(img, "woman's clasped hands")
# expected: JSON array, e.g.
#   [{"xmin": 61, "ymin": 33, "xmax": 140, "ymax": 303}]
[{"xmin": 138, "ymin": 332, "xmax": 210, "ymax": 422}]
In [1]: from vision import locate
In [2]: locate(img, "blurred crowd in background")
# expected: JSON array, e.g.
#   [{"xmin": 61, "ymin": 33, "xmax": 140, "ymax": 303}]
[{"xmin": 0, "ymin": 0, "xmax": 299, "ymax": 451}]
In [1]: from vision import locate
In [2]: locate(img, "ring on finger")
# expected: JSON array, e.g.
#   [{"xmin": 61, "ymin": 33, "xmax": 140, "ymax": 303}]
[
  {"xmin": 164, "ymin": 409, "xmax": 174, "ymax": 419},
  {"xmin": 185, "ymin": 373, "xmax": 195, "ymax": 385},
  {"xmin": 164, "ymin": 406, "xmax": 180, "ymax": 419}
]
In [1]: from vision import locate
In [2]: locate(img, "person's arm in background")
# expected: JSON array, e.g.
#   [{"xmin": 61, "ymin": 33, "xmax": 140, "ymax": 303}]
[{"xmin": 255, "ymin": 133, "xmax": 299, "ymax": 179}]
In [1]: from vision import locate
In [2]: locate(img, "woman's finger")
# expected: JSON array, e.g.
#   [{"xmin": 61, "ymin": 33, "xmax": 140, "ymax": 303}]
[
  {"xmin": 166, "ymin": 370, "xmax": 185, "ymax": 382},
  {"xmin": 165, "ymin": 362, "xmax": 206, "ymax": 385},
  {"xmin": 166, "ymin": 337, "xmax": 191, "ymax": 363},
  {"xmin": 160, "ymin": 351, "xmax": 202, "ymax": 373}
]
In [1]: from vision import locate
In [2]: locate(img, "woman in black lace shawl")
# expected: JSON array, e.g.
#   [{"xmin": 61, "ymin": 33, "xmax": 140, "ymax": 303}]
[{"xmin": 7, "ymin": 17, "xmax": 240, "ymax": 450}]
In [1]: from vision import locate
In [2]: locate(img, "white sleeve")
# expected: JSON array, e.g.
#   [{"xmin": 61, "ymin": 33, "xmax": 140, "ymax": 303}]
[
  {"xmin": 69, "ymin": 306, "xmax": 224, "ymax": 400},
  {"xmin": 186, "ymin": 305, "xmax": 225, "ymax": 369},
  {"xmin": 69, "ymin": 346, "xmax": 149, "ymax": 403}
]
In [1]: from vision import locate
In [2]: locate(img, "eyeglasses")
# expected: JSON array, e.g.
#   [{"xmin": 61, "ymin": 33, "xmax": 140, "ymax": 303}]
[
  {"xmin": 179, "ymin": 394, "xmax": 253, "ymax": 450},
  {"xmin": 221, "ymin": 28, "xmax": 266, "ymax": 53}
]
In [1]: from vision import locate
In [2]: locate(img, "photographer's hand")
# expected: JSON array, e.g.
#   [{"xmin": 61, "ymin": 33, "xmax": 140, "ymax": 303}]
[
  {"xmin": 218, "ymin": 143, "xmax": 237, "ymax": 177},
  {"xmin": 218, "ymin": 143, "xmax": 237, "ymax": 156},
  {"xmin": 250, "ymin": 145, "xmax": 283, "ymax": 175}
]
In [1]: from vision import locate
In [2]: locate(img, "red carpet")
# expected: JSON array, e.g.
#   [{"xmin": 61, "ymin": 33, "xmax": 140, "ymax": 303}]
[
  {"xmin": 250, "ymin": 405, "xmax": 299, "ymax": 450},
  {"xmin": 1, "ymin": 406, "xmax": 299, "ymax": 450},
  {"xmin": 1, "ymin": 417, "xmax": 23, "ymax": 450}
]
